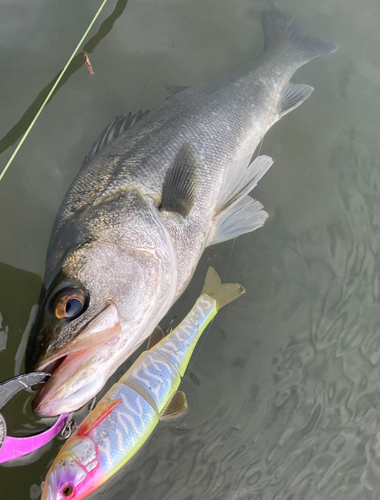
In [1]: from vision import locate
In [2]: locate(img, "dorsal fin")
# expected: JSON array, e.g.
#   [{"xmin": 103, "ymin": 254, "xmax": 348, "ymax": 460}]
[{"xmin": 81, "ymin": 110, "xmax": 149, "ymax": 168}]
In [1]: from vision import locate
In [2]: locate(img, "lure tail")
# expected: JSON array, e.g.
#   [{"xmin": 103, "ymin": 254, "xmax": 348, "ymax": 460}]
[{"xmin": 201, "ymin": 267, "xmax": 245, "ymax": 310}]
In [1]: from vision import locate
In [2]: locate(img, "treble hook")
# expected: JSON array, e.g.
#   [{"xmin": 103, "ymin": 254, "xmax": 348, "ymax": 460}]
[
  {"xmin": 60, "ymin": 416, "xmax": 77, "ymax": 439},
  {"xmin": 0, "ymin": 373, "xmax": 67, "ymax": 463}
]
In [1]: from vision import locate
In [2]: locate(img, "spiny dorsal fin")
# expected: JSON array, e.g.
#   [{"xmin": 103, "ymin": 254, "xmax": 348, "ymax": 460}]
[
  {"xmin": 160, "ymin": 391, "xmax": 188, "ymax": 420},
  {"xmin": 201, "ymin": 267, "xmax": 245, "ymax": 310},
  {"xmin": 147, "ymin": 326, "xmax": 165, "ymax": 350},
  {"xmin": 209, "ymin": 196, "xmax": 268, "ymax": 246},
  {"xmin": 279, "ymin": 83, "xmax": 314, "ymax": 117},
  {"xmin": 81, "ymin": 110, "xmax": 149, "ymax": 168},
  {"xmin": 165, "ymin": 85, "xmax": 190, "ymax": 98},
  {"xmin": 160, "ymin": 144, "xmax": 199, "ymax": 217}
]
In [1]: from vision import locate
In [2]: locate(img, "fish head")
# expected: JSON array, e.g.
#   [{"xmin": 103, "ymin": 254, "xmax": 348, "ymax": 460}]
[
  {"xmin": 41, "ymin": 437, "xmax": 101, "ymax": 500},
  {"xmin": 27, "ymin": 189, "xmax": 178, "ymax": 416}
]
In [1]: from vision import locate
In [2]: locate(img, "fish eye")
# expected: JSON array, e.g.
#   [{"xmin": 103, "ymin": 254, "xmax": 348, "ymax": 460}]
[
  {"xmin": 61, "ymin": 483, "xmax": 74, "ymax": 497},
  {"xmin": 55, "ymin": 289, "xmax": 86, "ymax": 320}
]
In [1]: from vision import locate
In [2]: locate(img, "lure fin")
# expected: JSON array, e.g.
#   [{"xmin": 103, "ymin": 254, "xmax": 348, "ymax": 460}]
[
  {"xmin": 160, "ymin": 391, "xmax": 188, "ymax": 420},
  {"xmin": 81, "ymin": 110, "xmax": 149, "ymax": 168},
  {"xmin": 81, "ymin": 399, "xmax": 121, "ymax": 434},
  {"xmin": 147, "ymin": 326, "xmax": 165, "ymax": 350},
  {"xmin": 165, "ymin": 85, "xmax": 191, "ymax": 98},
  {"xmin": 279, "ymin": 83, "xmax": 314, "ymax": 117},
  {"xmin": 161, "ymin": 144, "xmax": 199, "ymax": 217},
  {"xmin": 201, "ymin": 267, "xmax": 245, "ymax": 310}
]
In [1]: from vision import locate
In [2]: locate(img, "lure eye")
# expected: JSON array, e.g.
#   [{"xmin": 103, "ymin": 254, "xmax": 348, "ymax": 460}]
[
  {"xmin": 55, "ymin": 289, "xmax": 86, "ymax": 320},
  {"xmin": 62, "ymin": 483, "xmax": 74, "ymax": 497}
]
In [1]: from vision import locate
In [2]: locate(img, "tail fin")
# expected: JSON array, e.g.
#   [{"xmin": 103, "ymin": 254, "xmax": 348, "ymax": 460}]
[
  {"xmin": 202, "ymin": 267, "xmax": 245, "ymax": 310},
  {"xmin": 261, "ymin": 2, "xmax": 338, "ymax": 64}
]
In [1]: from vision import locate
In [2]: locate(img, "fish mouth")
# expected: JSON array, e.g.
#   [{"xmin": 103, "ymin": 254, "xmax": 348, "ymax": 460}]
[
  {"xmin": 32, "ymin": 342, "xmax": 116, "ymax": 416},
  {"xmin": 32, "ymin": 303, "xmax": 122, "ymax": 416}
]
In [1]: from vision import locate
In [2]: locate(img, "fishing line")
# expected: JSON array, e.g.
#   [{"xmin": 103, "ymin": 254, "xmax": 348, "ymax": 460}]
[
  {"xmin": 188, "ymin": 318, "xmax": 215, "ymax": 371},
  {"xmin": 224, "ymin": 238, "xmax": 236, "ymax": 281},
  {"xmin": 0, "ymin": 0, "xmax": 112, "ymax": 183},
  {"xmin": 256, "ymin": 135, "xmax": 264, "ymax": 158}
]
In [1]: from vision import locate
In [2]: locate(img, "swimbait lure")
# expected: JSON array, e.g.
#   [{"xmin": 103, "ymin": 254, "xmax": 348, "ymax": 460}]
[{"xmin": 41, "ymin": 268, "xmax": 245, "ymax": 500}]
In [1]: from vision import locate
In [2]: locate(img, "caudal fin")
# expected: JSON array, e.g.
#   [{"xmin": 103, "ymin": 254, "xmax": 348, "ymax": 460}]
[
  {"xmin": 202, "ymin": 267, "xmax": 245, "ymax": 310},
  {"xmin": 261, "ymin": 2, "xmax": 339, "ymax": 64}
]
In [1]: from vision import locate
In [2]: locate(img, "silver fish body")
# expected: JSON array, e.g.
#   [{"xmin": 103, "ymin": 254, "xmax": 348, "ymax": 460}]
[{"xmin": 26, "ymin": 3, "xmax": 338, "ymax": 416}]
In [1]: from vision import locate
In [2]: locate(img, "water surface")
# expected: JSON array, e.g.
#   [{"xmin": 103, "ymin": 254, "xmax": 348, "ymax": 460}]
[{"xmin": 1, "ymin": 0, "xmax": 379, "ymax": 498}]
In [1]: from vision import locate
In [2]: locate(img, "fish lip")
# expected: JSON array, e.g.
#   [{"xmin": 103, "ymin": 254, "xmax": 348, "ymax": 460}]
[
  {"xmin": 32, "ymin": 342, "xmax": 112, "ymax": 416},
  {"xmin": 34, "ymin": 303, "xmax": 120, "ymax": 372},
  {"xmin": 32, "ymin": 304, "xmax": 122, "ymax": 415},
  {"xmin": 36, "ymin": 353, "xmax": 67, "ymax": 373}
]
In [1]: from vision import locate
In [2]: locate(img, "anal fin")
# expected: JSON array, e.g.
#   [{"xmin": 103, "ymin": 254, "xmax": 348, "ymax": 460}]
[
  {"xmin": 215, "ymin": 155, "xmax": 273, "ymax": 216},
  {"xmin": 209, "ymin": 196, "xmax": 268, "ymax": 246},
  {"xmin": 160, "ymin": 391, "xmax": 188, "ymax": 420},
  {"xmin": 209, "ymin": 154, "xmax": 272, "ymax": 246}
]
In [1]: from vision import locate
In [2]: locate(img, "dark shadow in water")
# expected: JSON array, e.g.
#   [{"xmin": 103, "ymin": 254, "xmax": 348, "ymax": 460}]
[
  {"xmin": 0, "ymin": 0, "xmax": 129, "ymax": 157},
  {"xmin": 0, "ymin": 262, "xmax": 42, "ymax": 374}
]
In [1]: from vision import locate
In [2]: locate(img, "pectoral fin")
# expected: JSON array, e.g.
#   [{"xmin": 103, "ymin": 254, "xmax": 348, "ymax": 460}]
[
  {"xmin": 147, "ymin": 326, "xmax": 165, "ymax": 350},
  {"xmin": 161, "ymin": 144, "xmax": 199, "ymax": 217},
  {"xmin": 160, "ymin": 391, "xmax": 188, "ymax": 420}
]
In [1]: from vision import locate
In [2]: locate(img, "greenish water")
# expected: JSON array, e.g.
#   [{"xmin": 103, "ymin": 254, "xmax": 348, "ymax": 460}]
[{"xmin": 1, "ymin": 0, "xmax": 379, "ymax": 498}]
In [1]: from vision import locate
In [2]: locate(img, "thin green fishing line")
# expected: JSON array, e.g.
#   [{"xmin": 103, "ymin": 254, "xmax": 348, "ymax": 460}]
[{"xmin": 0, "ymin": 0, "xmax": 111, "ymax": 182}]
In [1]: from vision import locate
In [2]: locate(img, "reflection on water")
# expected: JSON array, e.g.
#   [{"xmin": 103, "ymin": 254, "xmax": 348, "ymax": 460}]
[
  {"xmin": 0, "ymin": 0, "xmax": 129, "ymax": 156},
  {"xmin": 1, "ymin": 0, "xmax": 380, "ymax": 499}
]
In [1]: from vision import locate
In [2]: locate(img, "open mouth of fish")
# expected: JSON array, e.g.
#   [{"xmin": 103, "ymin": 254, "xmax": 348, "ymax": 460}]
[
  {"xmin": 32, "ymin": 305, "xmax": 123, "ymax": 416},
  {"xmin": 32, "ymin": 340, "xmax": 119, "ymax": 416}
]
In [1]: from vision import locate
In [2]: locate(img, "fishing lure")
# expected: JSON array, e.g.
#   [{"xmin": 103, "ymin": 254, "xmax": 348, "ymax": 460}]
[
  {"xmin": 41, "ymin": 267, "xmax": 245, "ymax": 499},
  {"xmin": 0, "ymin": 373, "xmax": 67, "ymax": 464}
]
